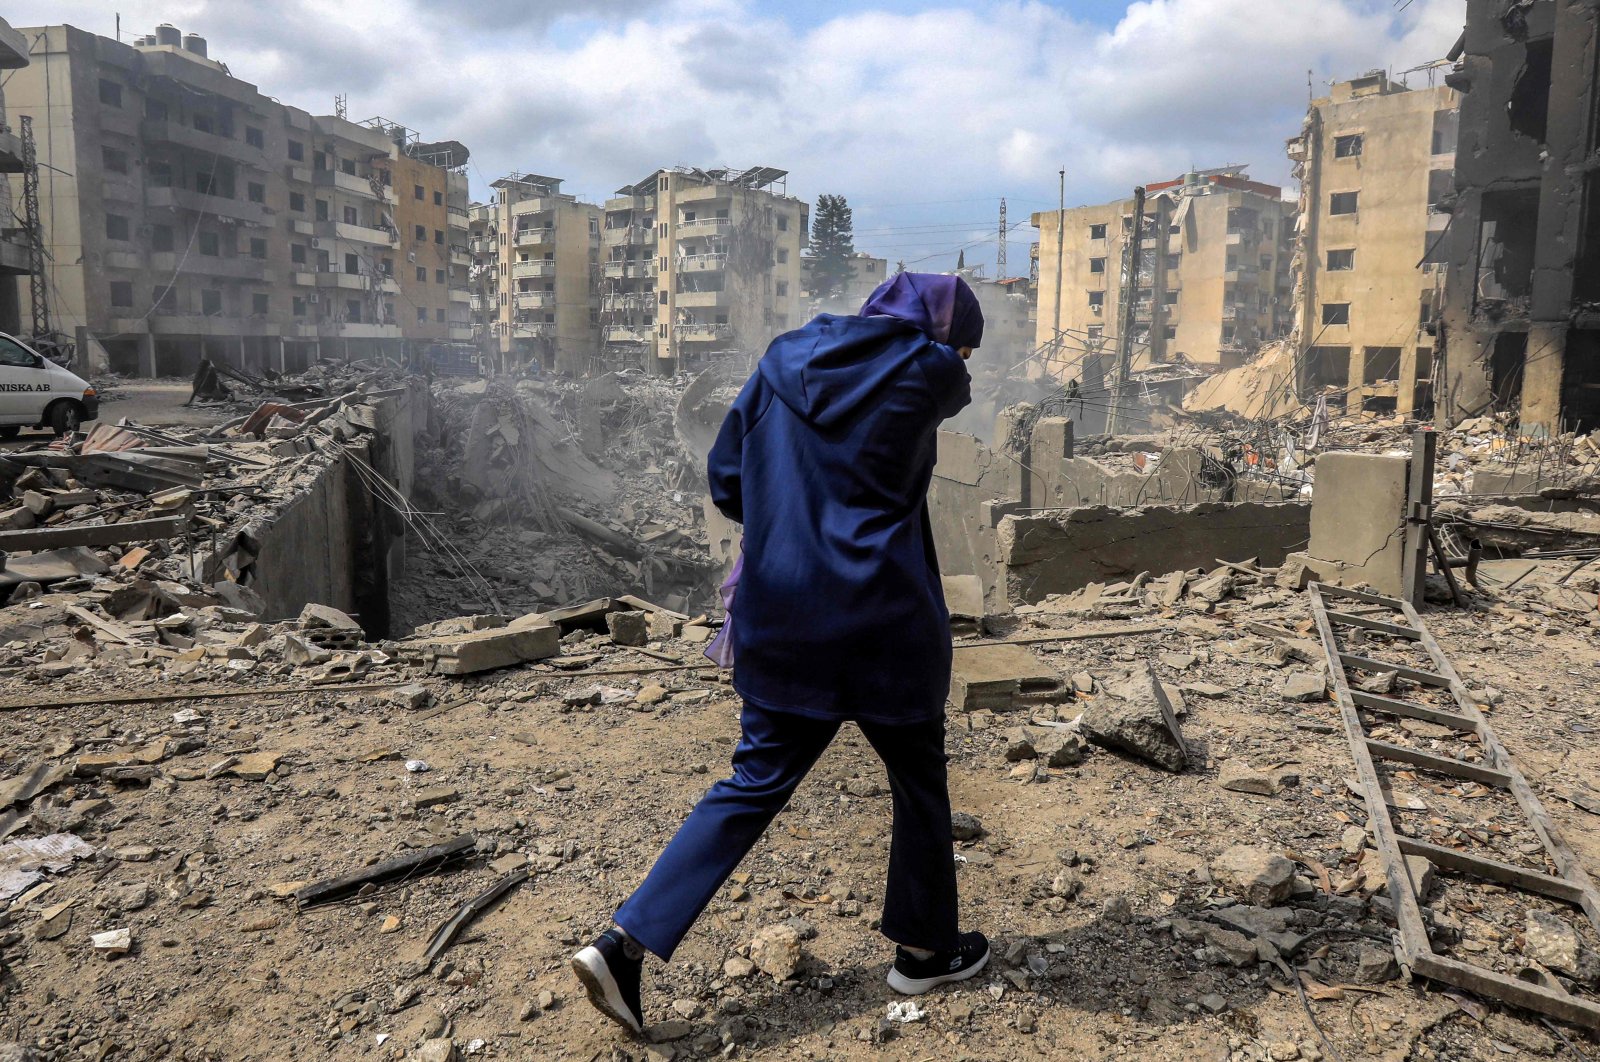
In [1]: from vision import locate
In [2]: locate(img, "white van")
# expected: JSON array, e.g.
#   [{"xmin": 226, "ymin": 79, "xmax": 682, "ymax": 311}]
[{"xmin": 0, "ymin": 331, "xmax": 98, "ymax": 438}]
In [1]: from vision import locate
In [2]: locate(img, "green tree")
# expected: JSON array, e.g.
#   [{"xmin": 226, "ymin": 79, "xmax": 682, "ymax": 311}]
[{"xmin": 808, "ymin": 194, "xmax": 856, "ymax": 302}]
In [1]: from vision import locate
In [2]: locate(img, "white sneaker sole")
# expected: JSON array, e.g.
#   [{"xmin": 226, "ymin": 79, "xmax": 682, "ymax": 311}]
[
  {"xmin": 886, "ymin": 946, "xmax": 990, "ymax": 995},
  {"xmin": 571, "ymin": 945, "xmax": 643, "ymax": 1034}
]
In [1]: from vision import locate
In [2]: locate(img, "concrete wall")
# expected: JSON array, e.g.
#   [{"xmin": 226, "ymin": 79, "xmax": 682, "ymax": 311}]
[
  {"xmin": 998, "ymin": 501, "xmax": 1312, "ymax": 605},
  {"xmin": 1294, "ymin": 450, "xmax": 1409, "ymax": 596},
  {"xmin": 928, "ymin": 430, "xmax": 1022, "ymax": 611}
]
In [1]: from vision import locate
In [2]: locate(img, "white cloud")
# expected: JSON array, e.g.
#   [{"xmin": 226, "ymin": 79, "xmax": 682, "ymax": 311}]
[{"xmin": 6, "ymin": 0, "xmax": 1467, "ymax": 270}]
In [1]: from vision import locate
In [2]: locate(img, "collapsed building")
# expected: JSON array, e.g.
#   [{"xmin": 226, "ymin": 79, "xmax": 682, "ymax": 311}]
[{"xmin": 1438, "ymin": 0, "xmax": 1600, "ymax": 434}]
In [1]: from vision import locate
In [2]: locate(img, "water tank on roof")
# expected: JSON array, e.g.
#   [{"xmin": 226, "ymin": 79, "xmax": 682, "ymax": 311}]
[
  {"xmin": 183, "ymin": 33, "xmax": 207, "ymax": 57},
  {"xmin": 155, "ymin": 23, "xmax": 181, "ymax": 46}
]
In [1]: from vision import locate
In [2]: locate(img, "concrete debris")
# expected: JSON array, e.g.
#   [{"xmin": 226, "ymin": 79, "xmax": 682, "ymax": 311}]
[
  {"xmin": 1523, "ymin": 910, "xmax": 1600, "ymax": 986},
  {"xmin": 1079, "ymin": 667, "xmax": 1188, "ymax": 771},
  {"xmin": 410, "ymin": 621, "xmax": 560, "ymax": 675},
  {"xmin": 748, "ymin": 923, "xmax": 805, "ymax": 982},
  {"xmin": 1211, "ymin": 846, "xmax": 1296, "ymax": 906},
  {"xmin": 949, "ymin": 642, "xmax": 1064, "ymax": 711}
]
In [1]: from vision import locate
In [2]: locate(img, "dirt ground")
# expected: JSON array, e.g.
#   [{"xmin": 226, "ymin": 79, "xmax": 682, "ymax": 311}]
[{"xmin": 1, "ymin": 571, "xmax": 1597, "ymax": 1061}]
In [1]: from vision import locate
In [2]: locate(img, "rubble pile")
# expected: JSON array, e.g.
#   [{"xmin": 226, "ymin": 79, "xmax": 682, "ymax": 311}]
[{"xmin": 392, "ymin": 375, "xmax": 725, "ymax": 633}]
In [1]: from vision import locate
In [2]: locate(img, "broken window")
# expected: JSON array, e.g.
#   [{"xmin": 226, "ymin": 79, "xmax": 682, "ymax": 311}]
[
  {"xmin": 1322, "ymin": 303, "xmax": 1350, "ymax": 325},
  {"xmin": 1089, "ymin": 257, "xmax": 1106, "ymax": 274},
  {"xmin": 1329, "ymin": 192, "xmax": 1359, "ymax": 216},
  {"xmin": 152, "ymin": 225, "xmax": 174, "ymax": 252},
  {"xmin": 1089, "ymin": 223, "xmax": 1107, "ymax": 240},
  {"xmin": 290, "ymin": 192, "xmax": 305, "ymax": 213},
  {"xmin": 250, "ymin": 238, "xmax": 267, "ymax": 259},
  {"xmin": 1307, "ymin": 346, "xmax": 1351, "ymax": 389},
  {"xmin": 98, "ymin": 79, "xmax": 122, "ymax": 107},
  {"xmin": 1508, "ymin": 37, "xmax": 1553, "ymax": 143},
  {"xmin": 1475, "ymin": 187, "xmax": 1540, "ymax": 312},
  {"xmin": 1334, "ymin": 134, "xmax": 1363, "ymax": 158},
  {"xmin": 346, "ymin": 299, "xmax": 362, "ymax": 323},
  {"xmin": 414, "ymin": 185, "xmax": 425, "ymax": 201},
  {"xmin": 104, "ymin": 214, "xmax": 130, "ymax": 241},
  {"xmin": 1574, "ymin": 171, "xmax": 1600, "ymax": 303},
  {"xmin": 109, "ymin": 280, "xmax": 133, "ymax": 307},
  {"xmin": 316, "ymin": 200, "xmax": 330, "ymax": 221},
  {"xmin": 1362, "ymin": 346, "xmax": 1401, "ymax": 383},
  {"xmin": 252, "ymin": 293, "xmax": 269, "ymax": 315},
  {"xmin": 293, "ymin": 296, "xmax": 307, "ymax": 317},
  {"xmin": 288, "ymin": 140, "xmax": 304, "ymax": 161},
  {"xmin": 1431, "ymin": 109, "xmax": 1458, "ymax": 156},
  {"xmin": 1427, "ymin": 170, "xmax": 1453, "ymax": 213},
  {"xmin": 248, "ymin": 181, "xmax": 265, "ymax": 203},
  {"xmin": 345, "ymin": 253, "xmax": 360, "ymax": 275},
  {"xmin": 1088, "ymin": 290, "xmax": 1105, "ymax": 310},
  {"xmin": 1327, "ymin": 249, "xmax": 1355, "ymax": 271},
  {"xmin": 1560, "ymin": 330, "xmax": 1600, "ymax": 433},
  {"xmin": 343, "ymin": 205, "xmax": 358, "ymax": 225},
  {"xmin": 201, "ymin": 289, "xmax": 222, "ymax": 315},
  {"xmin": 1489, "ymin": 332, "xmax": 1526, "ymax": 414},
  {"xmin": 198, "ymin": 231, "xmax": 220, "ymax": 257}
]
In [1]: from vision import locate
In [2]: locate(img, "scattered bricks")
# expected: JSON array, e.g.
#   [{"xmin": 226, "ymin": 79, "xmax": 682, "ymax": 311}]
[
  {"xmin": 606, "ymin": 610, "xmax": 649, "ymax": 647},
  {"xmin": 298, "ymin": 603, "xmax": 362, "ymax": 631},
  {"xmin": 415, "ymin": 622, "xmax": 560, "ymax": 676},
  {"xmin": 949, "ymin": 643, "xmax": 1062, "ymax": 712},
  {"xmin": 1080, "ymin": 666, "xmax": 1187, "ymax": 771},
  {"xmin": 20, "ymin": 491, "xmax": 53, "ymax": 517},
  {"xmin": 1211, "ymin": 846, "xmax": 1296, "ymax": 906},
  {"xmin": 282, "ymin": 634, "xmax": 331, "ymax": 667},
  {"xmin": 306, "ymin": 628, "xmax": 365, "ymax": 652},
  {"xmin": 389, "ymin": 684, "xmax": 433, "ymax": 711},
  {"xmin": 0, "ymin": 506, "xmax": 35, "ymax": 530}
]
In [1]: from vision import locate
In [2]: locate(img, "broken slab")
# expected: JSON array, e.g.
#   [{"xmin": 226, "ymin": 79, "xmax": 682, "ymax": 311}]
[
  {"xmin": 1211, "ymin": 846, "xmax": 1296, "ymax": 906},
  {"xmin": 1079, "ymin": 666, "xmax": 1188, "ymax": 771},
  {"xmin": 1301, "ymin": 452, "xmax": 1410, "ymax": 597},
  {"xmin": 948, "ymin": 643, "xmax": 1062, "ymax": 712},
  {"xmin": 411, "ymin": 621, "xmax": 560, "ymax": 676}
]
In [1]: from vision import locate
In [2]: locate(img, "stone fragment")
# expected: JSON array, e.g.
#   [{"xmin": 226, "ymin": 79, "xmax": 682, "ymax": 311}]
[
  {"xmin": 1354, "ymin": 943, "xmax": 1399, "ymax": 983},
  {"xmin": 1218, "ymin": 761, "xmax": 1296, "ymax": 796},
  {"xmin": 649, "ymin": 1020, "xmax": 693, "ymax": 1043},
  {"xmin": 414, "ymin": 1039, "xmax": 456, "ymax": 1062},
  {"xmin": 723, "ymin": 956, "xmax": 755, "ymax": 978},
  {"xmin": 748, "ymin": 923, "xmax": 804, "ymax": 981},
  {"xmin": 1340, "ymin": 825, "xmax": 1368, "ymax": 855},
  {"xmin": 91, "ymin": 927, "xmax": 132, "ymax": 955},
  {"xmin": 1183, "ymin": 682, "xmax": 1228, "ymax": 698},
  {"xmin": 1524, "ymin": 910, "xmax": 1600, "ymax": 984},
  {"xmin": 1356, "ymin": 671, "xmax": 1398, "ymax": 695},
  {"xmin": 647, "ymin": 612, "xmax": 682, "ymax": 640},
  {"xmin": 1211, "ymin": 846, "xmax": 1296, "ymax": 906},
  {"xmin": 389, "ymin": 684, "xmax": 433, "ymax": 711},
  {"xmin": 606, "ymin": 610, "xmax": 649, "ymax": 647},
  {"xmin": 1080, "ymin": 668, "xmax": 1187, "ymax": 771},
  {"xmin": 1003, "ymin": 728, "xmax": 1037, "ymax": 762},
  {"xmin": 949, "ymin": 642, "xmax": 1062, "ymax": 712},
  {"xmin": 950, "ymin": 812, "xmax": 986, "ymax": 842},
  {"xmin": 411, "ymin": 786, "xmax": 459, "ymax": 810},
  {"xmin": 1071, "ymin": 671, "xmax": 1095, "ymax": 694},
  {"xmin": 1280, "ymin": 671, "xmax": 1327, "ymax": 702},
  {"xmin": 1199, "ymin": 924, "xmax": 1258, "ymax": 967},
  {"xmin": 680, "ymin": 624, "xmax": 714, "ymax": 643},
  {"xmin": 635, "ymin": 684, "xmax": 669, "ymax": 706},
  {"xmin": 230, "ymin": 752, "xmax": 281, "ymax": 781},
  {"xmin": 298, "ymin": 603, "xmax": 361, "ymax": 631}
]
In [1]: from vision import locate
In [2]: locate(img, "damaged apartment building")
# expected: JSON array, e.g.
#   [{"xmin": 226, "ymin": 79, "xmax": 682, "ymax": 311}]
[
  {"xmin": 1437, "ymin": 0, "xmax": 1600, "ymax": 434},
  {"xmin": 1031, "ymin": 169, "xmax": 1296, "ymax": 405},
  {"xmin": 598, "ymin": 166, "xmax": 808, "ymax": 375},
  {"xmin": 6, "ymin": 23, "xmax": 472, "ymax": 377},
  {"xmin": 1287, "ymin": 71, "xmax": 1458, "ymax": 418}
]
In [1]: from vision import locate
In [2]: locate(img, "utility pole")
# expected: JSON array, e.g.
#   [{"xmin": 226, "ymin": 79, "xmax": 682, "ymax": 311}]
[
  {"xmin": 997, "ymin": 197, "xmax": 1007, "ymax": 278},
  {"xmin": 19, "ymin": 116, "xmax": 48, "ymax": 341},
  {"xmin": 1053, "ymin": 168, "xmax": 1064, "ymax": 362},
  {"xmin": 1108, "ymin": 185, "xmax": 1147, "ymax": 436}
]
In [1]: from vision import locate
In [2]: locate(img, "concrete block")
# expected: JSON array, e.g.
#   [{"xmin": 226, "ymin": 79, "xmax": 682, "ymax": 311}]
[
  {"xmin": 606, "ymin": 609, "xmax": 649, "ymax": 647},
  {"xmin": 949, "ymin": 642, "xmax": 1062, "ymax": 711},
  {"xmin": 417, "ymin": 622, "xmax": 560, "ymax": 675},
  {"xmin": 1306, "ymin": 453, "xmax": 1408, "ymax": 597}
]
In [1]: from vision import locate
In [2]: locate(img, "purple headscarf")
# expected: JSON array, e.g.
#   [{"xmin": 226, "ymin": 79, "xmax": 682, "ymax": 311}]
[{"xmin": 859, "ymin": 272, "xmax": 984, "ymax": 350}]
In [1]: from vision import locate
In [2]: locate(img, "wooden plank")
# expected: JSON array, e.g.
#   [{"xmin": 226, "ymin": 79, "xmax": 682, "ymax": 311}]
[
  {"xmin": 1411, "ymin": 952, "xmax": 1600, "ymax": 1032},
  {"xmin": 63, "ymin": 605, "xmax": 137, "ymax": 646},
  {"xmin": 1396, "ymin": 837, "xmax": 1584, "ymax": 904},
  {"xmin": 294, "ymin": 835, "xmax": 475, "ymax": 910},
  {"xmin": 1311, "ymin": 582, "xmax": 1405, "ymax": 608},
  {"xmin": 1308, "ymin": 587, "xmax": 1435, "ymax": 961},
  {"xmin": 0, "ymin": 680, "xmax": 414, "ymax": 712},
  {"xmin": 1338, "ymin": 653, "xmax": 1449, "ymax": 687},
  {"xmin": 1324, "ymin": 609, "xmax": 1420, "ymax": 640},
  {"xmin": 1350, "ymin": 690, "xmax": 1475, "ymax": 731},
  {"xmin": 1364, "ymin": 738, "xmax": 1510, "ymax": 787},
  {"xmin": 0, "ymin": 512, "xmax": 190, "ymax": 551}
]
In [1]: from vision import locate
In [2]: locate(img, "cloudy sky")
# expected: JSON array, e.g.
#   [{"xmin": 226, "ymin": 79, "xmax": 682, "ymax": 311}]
[{"xmin": 12, "ymin": 0, "xmax": 1465, "ymax": 275}]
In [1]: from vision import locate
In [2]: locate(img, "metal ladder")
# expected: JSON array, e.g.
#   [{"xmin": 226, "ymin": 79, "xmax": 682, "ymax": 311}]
[{"xmin": 1308, "ymin": 581, "xmax": 1600, "ymax": 1029}]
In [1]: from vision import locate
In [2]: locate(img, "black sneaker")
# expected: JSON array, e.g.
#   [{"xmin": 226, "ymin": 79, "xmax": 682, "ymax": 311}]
[
  {"xmin": 887, "ymin": 931, "xmax": 990, "ymax": 995},
  {"xmin": 572, "ymin": 927, "xmax": 645, "ymax": 1035}
]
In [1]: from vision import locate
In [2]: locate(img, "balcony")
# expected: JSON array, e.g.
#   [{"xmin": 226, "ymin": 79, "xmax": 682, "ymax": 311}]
[
  {"xmin": 678, "ymin": 217, "xmax": 731, "ymax": 235},
  {"xmin": 150, "ymin": 251, "xmax": 269, "ymax": 281},
  {"xmin": 314, "ymin": 220, "xmax": 398, "ymax": 246},
  {"xmin": 449, "ymin": 287, "xmax": 472, "ymax": 304},
  {"xmin": 148, "ymin": 312, "xmax": 279, "ymax": 337},
  {"xmin": 510, "ymin": 197, "xmax": 558, "ymax": 215},
  {"xmin": 319, "ymin": 321, "xmax": 404, "ymax": 340},
  {"xmin": 0, "ymin": 130, "xmax": 23, "ymax": 173},
  {"xmin": 674, "ymin": 323, "xmax": 733, "ymax": 341},
  {"xmin": 0, "ymin": 237, "xmax": 31, "ymax": 274},
  {"xmin": 676, "ymin": 290, "xmax": 727, "ymax": 309},
  {"xmin": 104, "ymin": 250, "xmax": 143, "ymax": 271},
  {"xmin": 605, "ymin": 326, "xmax": 652, "ymax": 344},
  {"xmin": 513, "ymin": 226, "xmax": 555, "ymax": 248},
  {"xmin": 1223, "ymin": 265, "xmax": 1260, "ymax": 284},
  {"xmin": 147, "ymin": 186, "xmax": 267, "ymax": 226},
  {"xmin": 102, "ymin": 173, "xmax": 142, "ymax": 204},
  {"xmin": 675, "ymin": 253, "xmax": 726, "ymax": 273},
  {"xmin": 511, "ymin": 321, "xmax": 553, "ymax": 338},
  {"xmin": 312, "ymin": 169, "xmax": 381, "ymax": 198},
  {"xmin": 313, "ymin": 269, "xmax": 399, "ymax": 294},
  {"xmin": 447, "ymin": 205, "xmax": 470, "ymax": 223},
  {"xmin": 448, "ymin": 325, "xmax": 475, "ymax": 342},
  {"xmin": 511, "ymin": 260, "xmax": 556, "ymax": 279},
  {"xmin": 288, "ymin": 219, "xmax": 315, "ymax": 236},
  {"xmin": 601, "ymin": 294, "xmax": 647, "ymax": 313},
  {"xmin": 515, "ymin": 291, "xmax": 555, "ymax": 309},
  {"xmin": 141, "ymin": 119, "xmax": 265, "ymax": 167},
  {"xmin": 285, "ymin": 164, "xmax": 311, "ymax": 184},
  {"xmin": 450, "ymin": 246, "xmax": 471, "ymax": 267}
]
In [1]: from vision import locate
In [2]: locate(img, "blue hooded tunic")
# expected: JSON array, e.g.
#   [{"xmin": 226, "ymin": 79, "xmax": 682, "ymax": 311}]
[{"xmin": 706, "ymin": 279, "xmax": 978, "ymax": 725}]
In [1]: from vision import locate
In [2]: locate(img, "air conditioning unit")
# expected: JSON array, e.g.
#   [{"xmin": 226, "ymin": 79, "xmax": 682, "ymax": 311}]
[{"xmin": 310, "ymin": 238, "xmax": 322, "ymax": 248}]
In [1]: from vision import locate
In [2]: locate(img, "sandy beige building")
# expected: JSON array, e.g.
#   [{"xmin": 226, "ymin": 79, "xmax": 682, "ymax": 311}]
[
  {"xmin": 0, "ymin": 18, "xmax": 33, "ymax": 338},
  {"xmin": 6, "ymin": 22, "xmax": 469, "ymax": 375},
  {"xmin": 478, "ymin": 173, "xmax": 599, "ymax": 374},
  {"xmin": 803, "ymin": 251, "xmax": 887, "ymax": 315},
  {"xmin": 1032, "ymin": 169, "xmax": 1295, "ymax": 385},
  {"xmin": 600, "ymin": 166, "xmax": 807, "ymax": 374},
  {"xmin": 1287, "ymin": 72, "xmax": 1457, "ymax": 416}
]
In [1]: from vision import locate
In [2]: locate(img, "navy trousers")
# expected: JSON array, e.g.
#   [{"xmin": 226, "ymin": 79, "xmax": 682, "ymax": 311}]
[{"xmin": 614, "ymin": 702, "xmax": 960, "ymax": 961}]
